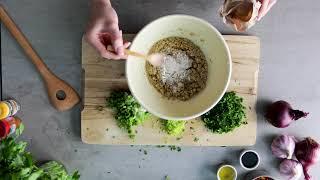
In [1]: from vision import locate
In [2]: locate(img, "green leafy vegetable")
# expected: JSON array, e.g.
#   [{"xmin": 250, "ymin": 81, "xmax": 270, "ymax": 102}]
[
  {"xmin": 201, "ymin": 92, "xmax": 247, "ymax": 134},
  {"xmin": 40, "ymin": 161, "xmax": 80, "ymax": 180},
  {"xmin": 0, "ymin": 136, "xmax": 38, "ymax": 179},
  {"xmin": 106, "ymin": 91, "xmax": 150, "ymax": 138},
  {"xmin": 161, "ymin": 120, "xmax": 186, "ymax": 136},
  {"xmin": 15, "ymin": 123, "xmax": 25, "ymax": 137},
  {"xmin": 0, "ymin": 124, "xmax": 79, "ymax": 180}
]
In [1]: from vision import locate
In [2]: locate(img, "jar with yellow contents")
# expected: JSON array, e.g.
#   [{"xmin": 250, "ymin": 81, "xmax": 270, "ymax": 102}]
[{"xmin": 0, "ymin": 99, "xmax": 20, "ymax": 119}]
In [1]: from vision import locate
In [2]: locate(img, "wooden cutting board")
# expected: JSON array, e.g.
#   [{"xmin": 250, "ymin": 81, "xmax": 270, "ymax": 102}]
[{"xmin": 81, "ymin": 34, "xmax": 260, "ymax": 146}]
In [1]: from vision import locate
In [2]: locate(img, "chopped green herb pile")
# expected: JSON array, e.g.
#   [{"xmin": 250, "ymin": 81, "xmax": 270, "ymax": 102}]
[
  {"xmin": 0, "ymin": 125, "xmax": 79, "ymax": 179},
  {"xmin": 201, "ymin": 92, "xmax": 247, "ymax": 134},
  {"xmin": 106, "ymin": 91, "xmax": 150, "ymax": 138},
  {"xmin": 161, "ymin": 120, "xmax": 186, "ymax": 136}
]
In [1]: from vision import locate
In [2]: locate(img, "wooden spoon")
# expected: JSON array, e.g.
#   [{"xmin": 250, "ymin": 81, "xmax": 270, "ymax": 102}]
[
  {"xmin": 124, "ymin": 49, "xmax": 165, "ymax": 66},
  {"xmin": 107, "ymin": 46, "xmax": 165, "ymax": 67},
  {"xmin": 0, "ymin": 5, "xmax": 80, "ymax": 111}
]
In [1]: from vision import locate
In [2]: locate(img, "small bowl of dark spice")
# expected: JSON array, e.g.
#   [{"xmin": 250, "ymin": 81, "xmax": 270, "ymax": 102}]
[
  {"xmin": 126, "ymin": 15, "xmax": 231, "ymax": 120},
  {"xmin": 239, "ymin": 150, "xmax": 260, "ymax": 170}
]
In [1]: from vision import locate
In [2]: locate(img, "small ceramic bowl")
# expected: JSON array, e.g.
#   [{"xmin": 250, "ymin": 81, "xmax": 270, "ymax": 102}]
[
  {"xmin": 239, "ymin": 150, "xmax": 260, "ymax": 170},
  {"xmin": 217, "ymin": 164, "xmax": 237, "ymax": 180}
]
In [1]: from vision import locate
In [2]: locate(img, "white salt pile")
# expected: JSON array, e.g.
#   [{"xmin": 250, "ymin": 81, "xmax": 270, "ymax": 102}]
[{"xmin": 160, "ymin": 51, "xmax": 192, "ymax": 91}]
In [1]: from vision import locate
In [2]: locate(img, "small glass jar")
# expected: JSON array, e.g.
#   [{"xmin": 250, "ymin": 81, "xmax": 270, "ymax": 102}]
[
  {"xmin": 0, "ymin": 99, "xmax": 21, "ymax": 119},
  {"xmin": 0, "ymin": 116, "xmax": 22, "ymax": 139}
]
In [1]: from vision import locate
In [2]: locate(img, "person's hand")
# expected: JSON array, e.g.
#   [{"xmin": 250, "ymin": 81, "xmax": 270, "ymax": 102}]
[
  {"xmin": 85, "ymin": 0, "xmax": 130, "ymax": 59},
  {"xmin": 257, "ymin": 0, "xmax": 277, "ymax": 21}
]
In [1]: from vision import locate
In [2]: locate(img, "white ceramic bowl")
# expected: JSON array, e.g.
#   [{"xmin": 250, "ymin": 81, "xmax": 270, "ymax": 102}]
[{"xmin": 126, "ymin": 15, "xmax": 231, "ymax": 120}]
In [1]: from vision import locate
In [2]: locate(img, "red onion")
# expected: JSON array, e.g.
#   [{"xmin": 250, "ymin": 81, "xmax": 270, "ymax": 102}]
[
  {"xmin": 271, "ymin": 134, "xmax": 296, "ymax": 159},
  {"xmin": 265, "ymin": 100, "xmax": 308, "ymax": 128},
  {"xmin": 279, "ymin": 159, "xmax": 303, "ymax": 180},
  {"xmin": 295, "ymin": 137, "xmax": 320, "ymax": 180}
]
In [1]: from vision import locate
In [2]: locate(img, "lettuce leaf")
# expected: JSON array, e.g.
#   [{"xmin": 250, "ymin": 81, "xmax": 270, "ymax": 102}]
[{"xmin": 0, "ymin": 125, "xmax": 80, "ymax": 180}]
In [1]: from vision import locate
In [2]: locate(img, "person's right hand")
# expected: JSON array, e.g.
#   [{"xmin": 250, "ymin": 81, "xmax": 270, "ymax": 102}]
[
  {"xmin": 85, "ymin": 0, "xmax": 130, "ymax": 59},
  {"xmin": 257, "ymin": 0, "xmax": 277, "ymax": 21}
]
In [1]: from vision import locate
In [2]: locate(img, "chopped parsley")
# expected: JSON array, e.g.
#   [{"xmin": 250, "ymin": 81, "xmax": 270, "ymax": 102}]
[
  {"xmin": 201, "ymin": 92, "xmax": 247, "ymax": 134},
  {"xmin": 106, "ymin": 91, "xmax": 150, "ymax": 139},
  {"xmin": 161, "ymin": 120, "xmax": 186, "ymax": 136}
]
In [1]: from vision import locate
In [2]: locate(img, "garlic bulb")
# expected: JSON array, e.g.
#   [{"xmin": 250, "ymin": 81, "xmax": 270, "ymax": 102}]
[
  {"xmin": 279, "ymin": 159, "xmax": 303, "ymax": 180},
  {"xmin": 271, "ymin": 134, "xmax": 296, "ymax": 159}
]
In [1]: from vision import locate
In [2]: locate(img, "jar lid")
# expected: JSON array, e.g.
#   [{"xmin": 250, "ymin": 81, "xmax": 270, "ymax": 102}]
[{"xmin": 0, "ymin": 120, "xmax": 10, "ymax": 138}]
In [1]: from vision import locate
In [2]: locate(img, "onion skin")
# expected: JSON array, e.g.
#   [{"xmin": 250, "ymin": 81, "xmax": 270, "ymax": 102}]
[
  {"xmin": 265, "ymin": 101, "xmax": 308, "ymax": 128},
  {"xmin": 295, "ymin": 137, "xmax": 320, "ymax": 180}
]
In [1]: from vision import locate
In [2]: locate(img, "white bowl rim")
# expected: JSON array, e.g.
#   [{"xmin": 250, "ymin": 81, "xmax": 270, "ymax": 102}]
[
  {"xmin": 239, "ymin": 150, "xmax": 261, "ymax": 171},
  {"xmin": 217, "ymin": 164, "xmax": 238, "ymax": 180},
  {"xmin": 126, "ymin": 14, "xmax": 232, "ymax": 120}
]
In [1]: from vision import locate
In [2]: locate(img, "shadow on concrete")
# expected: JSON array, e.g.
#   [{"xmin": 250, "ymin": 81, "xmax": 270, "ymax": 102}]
[{"xmin": 255, "ymin": 98, "xmax": 272, "ymax": 119}]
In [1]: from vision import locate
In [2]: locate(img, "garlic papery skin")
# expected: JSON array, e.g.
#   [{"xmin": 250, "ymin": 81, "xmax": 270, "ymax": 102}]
[
  {"xmin": 279, "ymin": 159, "xmax": 303, "ymax": 180},
  {"xmin": 271, "ymin": 134, "xmax": 296, "ymax": 159}
]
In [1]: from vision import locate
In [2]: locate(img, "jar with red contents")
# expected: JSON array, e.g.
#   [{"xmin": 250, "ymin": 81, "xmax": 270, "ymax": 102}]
[{"xmin": 0, "ymin": 116, "xmax": 21, "ymax": 139}]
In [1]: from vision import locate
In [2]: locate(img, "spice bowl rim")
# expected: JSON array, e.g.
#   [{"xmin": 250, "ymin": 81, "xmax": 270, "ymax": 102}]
[
  {"xmin": 217, "ymin": 164, "xmax": 237, "ymax": 180},
  {"xmin": 244, "ymin": 170, "xmax": 276, "ymax": 180},
  {"xmin": 239, "ymin": 149, "xmax": 260, "ymax": 170}
]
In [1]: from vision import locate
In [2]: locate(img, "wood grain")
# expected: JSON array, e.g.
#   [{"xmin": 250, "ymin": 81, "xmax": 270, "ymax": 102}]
[
  {"xmin": 0, "ymin": 5, "xmax": 80, "ymax": 111},
  {"xmin": 81, "ymin": 34, "xmax": 260, "ymax": 146}
]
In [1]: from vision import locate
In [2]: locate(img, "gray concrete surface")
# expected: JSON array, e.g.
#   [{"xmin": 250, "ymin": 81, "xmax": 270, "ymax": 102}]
[{"xmin": 1, "ymin": 0, "xmax": 320, "ymax": 179}]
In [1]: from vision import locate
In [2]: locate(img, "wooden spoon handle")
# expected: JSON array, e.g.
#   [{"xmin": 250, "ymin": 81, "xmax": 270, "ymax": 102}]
[
  {"xmin": 106, "ymin": 45, "xmax": 147, "ymax": 59},
  {"xmin": 0, "ymin": 5, "xmax": 80, "ymax": 111},
  {"xmin": 124, "ymin": 49, "xmax": 147, "ymax": 59}
]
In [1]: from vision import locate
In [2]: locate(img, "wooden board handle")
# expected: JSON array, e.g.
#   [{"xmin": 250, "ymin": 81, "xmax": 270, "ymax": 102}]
[{"xmin": 0, "ymin": 5, "xmax": 80, "ymax": 111}]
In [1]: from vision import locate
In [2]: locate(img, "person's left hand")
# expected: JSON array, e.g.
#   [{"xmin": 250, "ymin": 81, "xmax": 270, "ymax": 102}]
[{"xmin": 257, "ymin": 0, "xmax": 277, "ymax": 21}]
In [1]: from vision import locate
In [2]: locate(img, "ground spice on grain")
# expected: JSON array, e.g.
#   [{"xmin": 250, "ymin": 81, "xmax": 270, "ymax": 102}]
[{"xmin": 146, "ymin": 37, "xmax": 208, "ymax": 101}]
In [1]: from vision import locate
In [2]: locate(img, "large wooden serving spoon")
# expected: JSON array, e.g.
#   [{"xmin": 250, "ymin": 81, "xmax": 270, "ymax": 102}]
[{"xmin": 0, "ymin": 5, "xmax": 80, "ymax": 111}]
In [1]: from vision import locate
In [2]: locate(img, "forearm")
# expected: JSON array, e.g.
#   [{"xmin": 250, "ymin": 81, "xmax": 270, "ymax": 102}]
[{"xmin": 91, "ymin": 0, "xmax": 111, "ymax": 6}]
